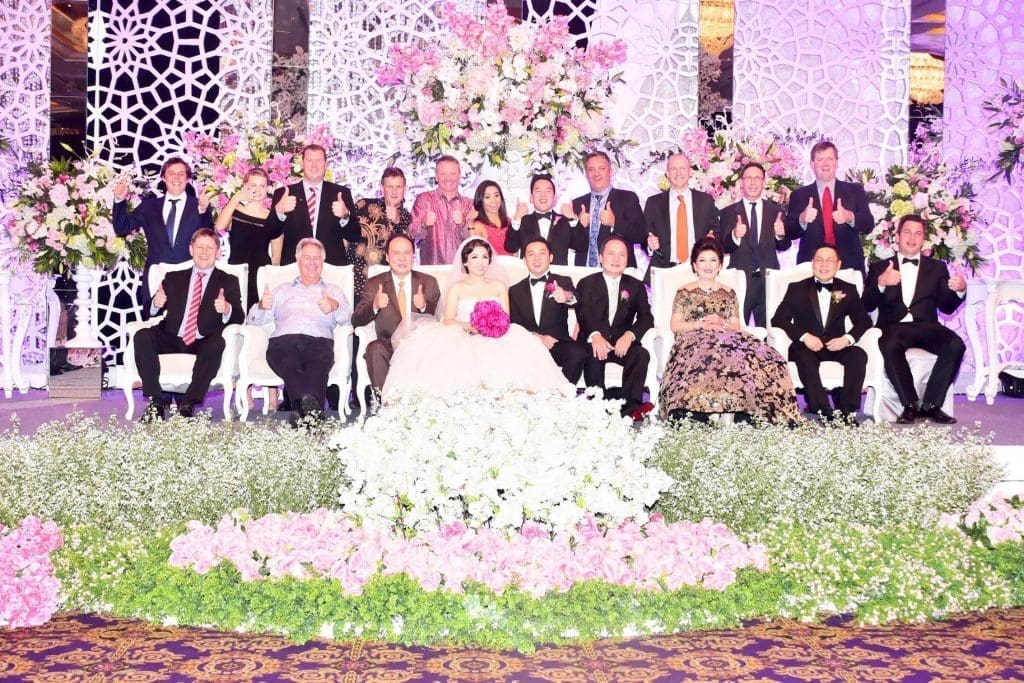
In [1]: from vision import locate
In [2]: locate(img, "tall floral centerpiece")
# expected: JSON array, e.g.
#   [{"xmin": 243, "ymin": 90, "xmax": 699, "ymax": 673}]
[
  {"xmin": 183, "ymin": 120, "xmax": 336, "ymax": 212},
  {"xmin": 376, "ymin": 1, "xmax": 629, "ymax": 183},
  {"xmin": 983, "ymin": 78, "xmax": 1024, "ymax": 183},
  {"xmin": 849, "ymin": 121, "xmax": 984, "ymax": 272},
  {"xmin": 647, "ymin": 124, "xmax": 810, "ymax": 209}
]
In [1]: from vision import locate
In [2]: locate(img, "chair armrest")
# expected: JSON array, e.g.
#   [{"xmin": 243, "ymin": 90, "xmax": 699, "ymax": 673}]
[
  {"xmin": 766, "ymin": 327, "xmax": 793, "ymax": 357},
  {"xmin": 123, "ymin": 315, "xmax": 164, "ymax": 337},
  {"xmin": 354, "ymin": 324, "xmax": 379, "ymax": 346},
  {"xmin": 744, "ymin": 325, "xmax": 767, "ymax": 341}
]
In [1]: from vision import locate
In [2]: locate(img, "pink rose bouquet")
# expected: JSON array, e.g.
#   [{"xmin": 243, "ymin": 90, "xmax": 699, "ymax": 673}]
[
  {"xmin": 470, "ymin": 300, "xmax": 510, "ymax": 338},
  {"xmin": 0, "ymin": 516, "xmax": 63, "ymax": 629}
]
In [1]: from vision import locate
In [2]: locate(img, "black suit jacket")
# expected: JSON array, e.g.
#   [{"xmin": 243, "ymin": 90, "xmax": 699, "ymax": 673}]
[
  {"xmin": 717, "ymin": 198, "xmax": 792, "ymax": 273},
  {"xmin": 508, "ymin": 273, "xmax": 577, "ymax": 341},
  {"xmin": 267, "ymin": 180, "xmax": 360, "ymax": 266},
  {"xmin": 643, "ymin": 188, "xmax": 720, "ymax": 270},
  {"xmin": 863, "ymin": 255, "xmax": 964, "ymax": 325},
  {"xmin": 770, "ymin": 276, "xmax": 872, "ymax": 344},
  {"xmin": 114, "ymin": 194, "xmax": 213, "ymax": 268},
  {"xmin": 571, "ymin": 187, "xmax": 644, "ymax": 267},
  {"xmin": 504, "ymin": 213, "xmax": 584, "ymax": 265},
  {"xmin": 576, "ymin": 272, "xmax": 653, "ymax": 344},
  {"xmin": 784, "ymin": 180, "xmax": 873, "ymax": 273},
  {"xmin": 153, "ymin": 267, "xmax": 244, "ymax": 339},
  {"xmin": 351, "ymin": 270, "xmax": 441, "ymax": 340}
]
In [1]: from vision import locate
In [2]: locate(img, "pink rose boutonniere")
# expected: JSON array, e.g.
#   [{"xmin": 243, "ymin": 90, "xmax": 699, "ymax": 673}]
[
  {"xmin": 545, "ymin": 280, "xmax": 557, "ymax": 294},
  {"xmin": 469, "ymin": 300, "xmax": 510, "ymax": 338},
  {"xmin": 831, "ymin": 290, "xmax": 846, "ymax": 304},
  {"xmin": 620, "ymin": 290, "xmax": 631, "ymax": 302}
]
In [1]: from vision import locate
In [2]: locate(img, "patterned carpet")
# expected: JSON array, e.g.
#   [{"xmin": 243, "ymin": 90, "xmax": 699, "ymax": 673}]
[{"xmin": 1, "ymin": 610, "xmax": 1023, "ymax": 682}]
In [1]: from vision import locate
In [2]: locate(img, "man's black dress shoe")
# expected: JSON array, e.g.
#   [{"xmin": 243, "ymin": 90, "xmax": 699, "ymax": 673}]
[
  {"xmin": 141, "ymin": 399, "xmax": 166, "ymax": 422},
  {"xmin": 895, "ymin": 405, "xmax": 918, "ymax": 424},
  {"xmin": 177, "ymin": 401, "xmax": 195, "ymax": 419},
  {"xmin": 920, "ymin": 404, "xmax": 957, "ymax": 424}
]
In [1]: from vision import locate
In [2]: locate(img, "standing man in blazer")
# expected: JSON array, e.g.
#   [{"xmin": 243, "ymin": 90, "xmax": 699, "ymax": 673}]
[
  {"xmin": 113, "ymin": 157, "xmax": 213, "ymax": 311},
  {"xmin": 863, "ymin": 214, "xmax": 967, "ymax": 424},
  {"xmin": 771, "ymin": 242, "xmax": 873, "ymax": 420},
  {"xmin": 352, "ymin": 233, "xmax": 441, "ymax": 397},
  {"xmin": 717, "ymin": 162, "xmax": 792, "ymax": 326},
  {"xmin": 133, "ymin": 229, "xmax": 243, "ymax": 420},
  {"xmin": 508, "ymin": 237, "xmax": 587, "ymax": 383},
  {"xmin": 504, "ymin": 174, "xmax": 584, "ymax": 264},
  {"xmin": 785, "ymin": 140, "xmax": 874, "ymax": 277},
  {"xmin": 572, "ymin": 151, "xmax": 644, "ymax": 268},
  {"xmin": 644, "ymin": 152, "xmax": 719, "ymax": 279},
  {"xmin": 267, "ymin": 144, "xmax": 360, "ymax": 267},
  {"xmin": 576, "ymin": 236, "xmax": 654, "ymax": 420}
]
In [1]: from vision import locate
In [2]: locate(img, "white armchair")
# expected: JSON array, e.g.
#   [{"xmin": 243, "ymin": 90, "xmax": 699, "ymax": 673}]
[
  {"xmin": 237, "ymin": 263, "xmax": 354, "ymax": 421},
  {"xmin": 120, "ymin": 261, "xmax": 248, "ymax": 419},
  {"xmin": 764, "ymin": 263, "xmax": 883, "ymax": 419}
]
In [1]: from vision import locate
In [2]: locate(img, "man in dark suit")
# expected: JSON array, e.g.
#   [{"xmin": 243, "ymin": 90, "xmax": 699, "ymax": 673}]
[
  {"xmin": 352, "ymin": 234, "xmax": 441, "ymax": 395},
  {"xmin": 504, "ymin": 174, "xmax": 584, "ymax": 264},
  {"xmin": 717, "ymin": 162, "xmax": 792, "ymax": 326},
  {"xmin": 267, "ymin": 144, "xmax": 360, "ymax": 267},
  {"xmin": 133, "ymin": 228, "xmax": 243, "ymax": 420},
  {"xmin": 572, "ymin": 151, "xmax": 644, "ymax": 268},
  {"xmin": 508, "ymin": 237, "xmax": 587, "ymax": 383},
  {"xmin": 644, "ymin": 152, "xmax": 719, "ymax": 278},
  {"xmin": 863, "ymin": 214, "xmax": 967, "ymax": 424},
  {"xmin": 576, "ymin": 236, "xmax": 654, "ymax": 420},
  {"xmin": 784, "ymin": 140, "xmax": 874, "ymax": 276},
  {"xmin": 770, "ymin": 242, "xmax": 872, "ymax": 419},
  {"xmin": 113, "ymin": 157, "xmax": 213, "ymax": 311}
]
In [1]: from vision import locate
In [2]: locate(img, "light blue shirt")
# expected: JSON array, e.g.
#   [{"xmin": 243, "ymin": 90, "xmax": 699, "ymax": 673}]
[{"xmin": 248, "ymin": 278, "xmax": 351, "ymax": 339}]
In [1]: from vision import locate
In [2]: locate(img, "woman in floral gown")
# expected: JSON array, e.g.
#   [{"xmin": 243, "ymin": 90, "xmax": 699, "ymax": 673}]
[
  {"xmin": 348, "ymin": 167, "xmax": 411, "ymax": 301},
  {"xmin": 658, "ymin": 236, "xmax": 802, "ymax": 424}
]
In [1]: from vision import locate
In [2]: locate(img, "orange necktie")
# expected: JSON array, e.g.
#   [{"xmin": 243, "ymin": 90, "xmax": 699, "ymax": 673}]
[{"xmin": 676, "ymin": 194, "xmax": 689, "ymax": 262}]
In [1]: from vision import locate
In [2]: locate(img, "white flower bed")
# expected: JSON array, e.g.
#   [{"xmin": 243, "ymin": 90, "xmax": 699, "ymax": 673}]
[{"xmin": 329, "ymin": 391, "xmax": 671, "ymax": 535}]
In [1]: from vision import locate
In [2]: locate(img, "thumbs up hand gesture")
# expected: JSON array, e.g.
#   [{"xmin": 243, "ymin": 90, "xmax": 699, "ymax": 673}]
[
  {"xmin": 153, "ymin": 283, "xmax": 168, "ymax": 309},
  {"xmin": 732, "ymin": 213, "xmax": 747, "ymax": 240},
  {"xmin": 412, "ymin": 283, "xmax": 426, "ymax": 311},
  {"xmin": 259, "ymin": 284, "xmax": 274, "ymax": 310},
  {"xmin": 374, "ymin": 283, "xmax": 389, "ymax": 310},
  {"xmin": 774, "ymin": 211, "xmax": 786, "ymax": 238},
  {"xmin": 112, "ymin": 180, "xmax": 129, "ymax": 203},
  {"xmin": 878, "ymin": 260, "xmax": 901, "ymax": 287},
  {"xmin": 197, "ymin": 191, "xmax": 210, "ymax": 214},
  {"xmin": 577, "ymin": 205, "xmax": 591, "ymax": 228},
  {"xmin": 513, "ymin": 199, "xmax": 529, "ymax": 222},
  {"xmin": 646, "ymin": 231, "xmax": 660, "ymax": 251},
  {"xmin": 833, "ymin": 197, "xmax": 853, "ymax": 225},
  {"xmin": 600, "ymin": 199, "xmax": 615, "ymax": 227},
  {"xmin": 276, "ymin": 185, "xmax": 296, "ymax": 214},
  {"xmin": 800, "ymin": 196, "xmax": 818, "ymax": 224},
  {"xmin": 213, "ymin": 288, "xmax": 228, "ymax": 314},
  {"xmin": 332, "ymin": 192, "xmax": 349, "ymax": 218},
  {"xmin": 560, "ymin": 202, "xmax": 576, "ymax": 220},
  {"xmin": 318, "ymin": 287, "xmax": 338, "ymax": 314}
]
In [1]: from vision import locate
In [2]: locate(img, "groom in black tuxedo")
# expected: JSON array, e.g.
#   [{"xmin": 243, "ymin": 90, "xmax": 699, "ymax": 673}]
[
  {"xmin": 576, "ymin": 236, "xmax": 653, "ymax": 420},
  {"xmin": 770, "ymin": 242, "xmax": 872, "ymax": 419},
  {"xmin": 504, "ymin": 174, "xmax": 584, "ymax": 264},
  {"xmin": 508, "ymin": 237, "xmax": 587, "ymax": 383},
  {"xmin": 863, "ymin": 214, "xmax": 967, "ymax": 424}
]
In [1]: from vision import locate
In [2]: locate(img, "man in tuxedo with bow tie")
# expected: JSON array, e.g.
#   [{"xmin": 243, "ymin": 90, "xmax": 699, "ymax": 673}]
[
  {"xmin": 504, "ymin": 174, "xmax": 584, "ymax": 264},
  {"xmin": 644, "ymin": 152, "xmax": 719, "ymax": 280},
  {"xmin": 133, "ymin": 229, "xmax": 243, "ymax": 420},
  {"xmin": 267, "ymin": 144, "xmax": 359, "ymax": 267},
  {"xmin": 784, "ymin": 140, "xmax": 873, "ymax": 277},
  {"xmin": 508, "ymin": 237, "xmax": 587, "ymax": 383},
  {"xmin": 717, "ymin": 162, "xmax": 792, "ymax": 326},
  {"xmin": 771, "ymin": 242, "xmax": 872, "ymax": 419},
  {"xmin": 352, "ymin": 233, "xmax": 441, "ymax": 397},
  {"xmin": 113, "ymin": 157, "xmax": 213, "ymax": 312},
  {"xmin": 863, "ymin": 215, "xmax": 967, "ymax": 424},
  {"xmin": 572, "ymin": 151, "xmax": 644, "ymax": 268},
  {"xmin": 576, "ymin": 236, "xmax": 654, "ymax": 419}
]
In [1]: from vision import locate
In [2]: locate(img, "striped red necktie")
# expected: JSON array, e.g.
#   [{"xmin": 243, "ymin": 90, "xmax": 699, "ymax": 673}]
[
  {"xmin": 822, "ymin": 186, "xmax": 835, "ymax": 244},
  {"xmin": 307, "ymin": 186, "xmax": 317, "ymax": 234},
  {"xmin": 182, "ymin": 272, "xmax": 205, "ymax": 346}
]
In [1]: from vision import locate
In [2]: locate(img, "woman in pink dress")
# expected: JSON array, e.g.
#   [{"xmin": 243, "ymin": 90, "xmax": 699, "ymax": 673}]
[{"xmin": 469, "ymin": 180, "xmax": 513, "ymax": 256}]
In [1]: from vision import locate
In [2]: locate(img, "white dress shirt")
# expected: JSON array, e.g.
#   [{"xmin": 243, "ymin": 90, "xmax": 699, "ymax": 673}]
[{"xmin": 163, "ymin": 192, "xmax": 186, "ymax": 243}]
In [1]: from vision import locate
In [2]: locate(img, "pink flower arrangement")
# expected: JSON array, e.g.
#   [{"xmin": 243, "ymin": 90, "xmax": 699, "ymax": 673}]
[
  {"xmin": 470, "ymin": 300, "xmax": 511, "ymax": 338},
  {"xmin": 983, "ymin": 78, "xmax": 1024, "ymax": 183},
  {"xmin": 0, "ymin": 516, "xmax": 63, "ymax": 629},
  {"xmin": 169, "ymin": 510, "xmax": 768, "ymax": 598},
  {"xmin": 940, "ymin": 493, "xmax": 1024, "ymax": 548}
]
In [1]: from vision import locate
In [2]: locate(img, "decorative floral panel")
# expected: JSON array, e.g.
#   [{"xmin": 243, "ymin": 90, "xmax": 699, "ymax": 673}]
[{"xmin": 0, "ymin": 0, "xmax": 50, "ymax": 163}]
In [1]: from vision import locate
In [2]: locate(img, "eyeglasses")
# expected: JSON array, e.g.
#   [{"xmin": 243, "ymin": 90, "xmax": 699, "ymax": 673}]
[
  {"xmin": 740, "ymin": 175, "xmax": 764, "ymax": 181},
  {"xmin": 812, "ymin": 257, "xmax": 838, "ymax": 264}
]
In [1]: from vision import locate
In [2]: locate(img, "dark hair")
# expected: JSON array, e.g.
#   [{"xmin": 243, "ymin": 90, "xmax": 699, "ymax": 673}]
[
  {"xmin": 584, "ymin": 150, "xmax": 611, "ymax": 165},
  {"xmin": 530, "ymin": 174, "xmax": 555, "ymax": 193},
  {"xmin": 191, "ymin": 227, "xmax": 219, "ymax": 247},
  {"xmin": 810, "ymin": 140, "xmax": 838, "ymax": 160},
  {"xmin": 739, "ymin": 162, "xmax": 765, "ymax": 178},
  {"xmin": 301, "ymin": 144, "xmax": 327, "ymax": 158},
  {"xmin": 599, "ymin": 234, "xmax": 630, "ymax": 255},
  {"xmin": 161, "ymin": 157, "xmax": 192, "ymax": 179},
  {"xmin": 472, "ymin": 180, "xmax": 510, "ymax": 229},
  {"xmin": 384, "ymin": 232, "xmax": 414, "ymax": 255},
  {"xmin": 690, "ymin": 235, "xmax": 723, "ymax": 269},
  {"xmin": 522, "ymin": 236, "xmax": 552, "ymax": 254},
  {"xmin": 461, "ymin": 237, "xmax": 492, "ymax": 272},
  {"xmin": 813, "ymin": 242, "xmax": 840, "ymax": 258},
  {"xmin": 380, "ymin": 166, "xmax": 406, "ymax": 183},
  {"xmin": 897, "ymin": 214, "xmax": 926, "ymax": 232}
]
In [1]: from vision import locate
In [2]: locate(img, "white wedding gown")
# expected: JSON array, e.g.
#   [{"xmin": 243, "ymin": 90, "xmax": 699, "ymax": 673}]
[{"xmin": 382, "ymin": 298, "xmax": 571, "ymax": 401}]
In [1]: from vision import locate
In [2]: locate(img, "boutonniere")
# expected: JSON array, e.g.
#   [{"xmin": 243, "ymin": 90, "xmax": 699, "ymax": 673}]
[
  {"xmin": 544, "ymin": 280, "xmax": 557, "ymax": 294},
  {"xmin": 619, "ymin": 289, "xmax": 631, "ymax": 302},
  {"xmin": 831, "ymin": 290, "xmax": 846, "ymax": 304}
]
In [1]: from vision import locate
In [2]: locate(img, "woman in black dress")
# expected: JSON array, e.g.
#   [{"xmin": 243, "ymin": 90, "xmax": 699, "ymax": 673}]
[{"xmin": 215, "ymin": 168, "xmax": 271, "ymax": 305}]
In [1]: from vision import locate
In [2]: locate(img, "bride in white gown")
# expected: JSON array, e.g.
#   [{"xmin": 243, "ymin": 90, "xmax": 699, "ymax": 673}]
[{"xmin": 382, "ymin": 237, "xmax": 571, "ymax": 401}]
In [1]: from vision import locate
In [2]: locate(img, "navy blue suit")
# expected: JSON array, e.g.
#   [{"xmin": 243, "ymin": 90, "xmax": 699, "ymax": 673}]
[{"xmin": 784, "ymin": 180, "xmax": 873, "ymax": 276}]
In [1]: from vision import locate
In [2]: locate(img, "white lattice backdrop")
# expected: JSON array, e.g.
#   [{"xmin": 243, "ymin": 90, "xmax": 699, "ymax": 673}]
[
  {"xmin": 0, "ymin": 0, "xmax": 50, "ymax": 162},
  {"xmin": 217, "ymin": 0, "xmax": 274, "ymax": 127},
  {"xmin": 943, "ymin": 0, "xmax": 1024, "ymax": 373},
  {"xmin": 732, "ymin": 0, "xmax": 910, "ymax": 175}
]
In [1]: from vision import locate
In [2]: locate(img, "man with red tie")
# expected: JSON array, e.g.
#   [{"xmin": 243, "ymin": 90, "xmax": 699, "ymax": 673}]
[
  {"xmin": 784, "ymin": 140, "xmax": 874, "ymax": 277},
  {"xmin": 133, "ymin": 229, "xmax": 243, "ymax": 420}
]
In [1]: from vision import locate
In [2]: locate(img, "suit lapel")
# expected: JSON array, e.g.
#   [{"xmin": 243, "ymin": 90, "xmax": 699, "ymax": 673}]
[{"xmin": 808, "ymin": 280, "xmax": 824, "ymax": 330}]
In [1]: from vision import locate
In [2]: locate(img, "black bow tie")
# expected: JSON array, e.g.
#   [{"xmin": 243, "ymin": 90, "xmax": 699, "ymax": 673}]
[
  {"xmin": 901, "ymin": 257, "xmax": 919, "ymax": 266},
  {"xmin": 537, "ymin": 212, "xmax": 554, "ymax": 222},
  {"xmin": 530, "ymin": 276, "xmax": 548, "ymax": 287},
  {"xmin": 815, "ymin": 280, "xmax": 834, "ymax": 292}
]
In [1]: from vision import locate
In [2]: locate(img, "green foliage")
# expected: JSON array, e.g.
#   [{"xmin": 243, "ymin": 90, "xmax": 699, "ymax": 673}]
[{"xmin": 984, "ymin": 541, "xmax": 1024, "ymax": 603}]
